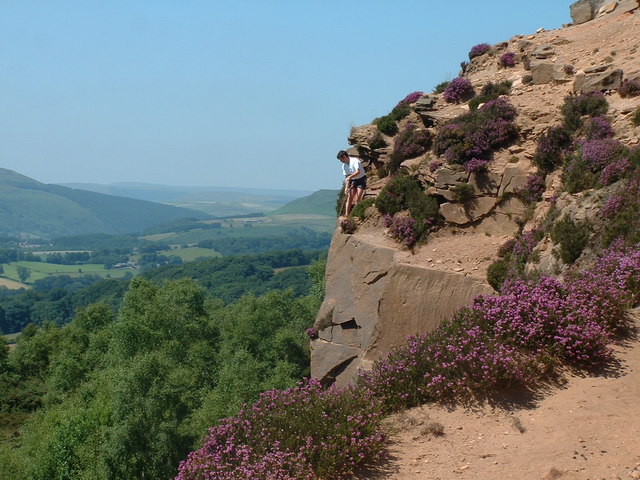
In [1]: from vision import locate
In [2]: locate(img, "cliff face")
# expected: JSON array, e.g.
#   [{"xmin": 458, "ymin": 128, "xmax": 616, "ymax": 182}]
[
  {"xmin": 311, "ymin": 0, "xmax": 640, "ymax": 386},
  {"xmin": 311, "ymin": 232, "xmax": 493, "ymax": 386}
]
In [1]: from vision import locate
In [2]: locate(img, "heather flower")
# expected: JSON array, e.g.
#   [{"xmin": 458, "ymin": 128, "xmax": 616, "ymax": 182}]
[
  {"xmin": 578, "ymin": 138, "xmax": 625, "ymax": 171},
  {"xmin": 428, "ymin": 160, "xmax": 443, "ymax": 173},
  {"xmin": 464, "ymin": 157, "xmax": 489, "ymax": 172},
  {"xmin": 399, "ymin": 91, "xmax": 424, "ymax": 104},
  {"xmin": 518, "ymin": 174, "xmax": 546, "ymax": 203},
  {"xmin": 469, "ymin": 43, "xmax": 491, "ymax": 59},
  {"xmin": 393, "ymin": 123, "xmax": 432, "ymax": 160},
  {"xmin": 584, "ymin": 115, "xmax": 614, "ymax": 139},
  {"xmin": 600, "ymin": 157, "xmax": 630, "ymax": 186},
  {"xmin": 499, "ymin": 52, "xmax": 516, "ymax": 68},
  {"xmin": 443, "ymin": 77, "xmax": 475, "ymax": 103},
  {"xmin": 306, "ymin": 327, "xmax": 319, "ymax": 340},
  {"xmin": 619, "ymin": 79, "xmax": 640, "ymax": 98},
  {"xmin": 434, "ymin": 98, "xmax": 518, "ymax": 165},
  {"xmin": 384, "ymin": 214, "xmax": 418, "ymax": 247}
]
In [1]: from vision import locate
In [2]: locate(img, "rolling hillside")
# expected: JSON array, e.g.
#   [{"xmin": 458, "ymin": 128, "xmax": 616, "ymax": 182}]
[
  {"xmin": 0, "ymin": 169, "xmax": 211, "ymax": 238},
  {"xmin": 272, "ymin": 189, "xmax": 339, "ymax": 217}
]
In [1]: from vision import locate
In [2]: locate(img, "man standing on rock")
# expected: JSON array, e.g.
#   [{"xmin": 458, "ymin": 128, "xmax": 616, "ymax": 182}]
[{"xmin": 337, "ymin": 150, "xmax": 366, "ymax": 217}]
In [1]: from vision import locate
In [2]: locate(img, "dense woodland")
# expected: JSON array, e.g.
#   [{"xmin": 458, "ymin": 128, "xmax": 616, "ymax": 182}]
[
  {"xmin": 0, "ymin": 248, "xmax": 325, "ymax": 335},
  {"xmin": 0, "ymin": 248, "xmax": 326, "ymax": 478}
]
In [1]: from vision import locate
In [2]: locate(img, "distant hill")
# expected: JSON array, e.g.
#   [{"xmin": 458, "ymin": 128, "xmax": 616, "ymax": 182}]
[
  {"xmin": 0, "ymin": 169, "xmax": 212, "ymax": 239},
  {"xmin": 59, "ymin": 182, "xmax": 313, "ymax": 216},
  {"xmin": 272, "ymin": 189, "xmax": 339, "ymax": 217}
]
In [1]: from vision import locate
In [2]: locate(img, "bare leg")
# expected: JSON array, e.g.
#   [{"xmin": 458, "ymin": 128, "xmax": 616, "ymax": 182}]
[
  {"xmin": 353, "ymin": 187, "xmax": 365, "ymax": 206},
  {"xmin": 345, "ymin": 185, "xmax": 356, "ymax": 216}
]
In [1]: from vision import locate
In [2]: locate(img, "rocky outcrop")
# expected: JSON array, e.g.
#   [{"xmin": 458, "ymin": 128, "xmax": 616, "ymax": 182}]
[
  {"xmin": 570, "ymin": 0, "xmax": 609, "ymax": 23},
  {"xmin": 573, "ymin": 65, "xmax": 624, "ymax": 92},
  {"xmin": 310, "ymin": 232, "xmax": 493, "ymax": 386}
]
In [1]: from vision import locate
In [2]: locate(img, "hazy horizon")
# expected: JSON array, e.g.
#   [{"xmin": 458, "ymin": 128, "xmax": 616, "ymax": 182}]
[{"xmin": 1, "ymin": 1, "xmax": 570, "ymax": 192}]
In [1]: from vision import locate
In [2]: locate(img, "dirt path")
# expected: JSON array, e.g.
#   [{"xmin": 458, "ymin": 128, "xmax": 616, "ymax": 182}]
[{"xmin": 356, "ymin": 311, "xmax": 640, "ymax": 480}]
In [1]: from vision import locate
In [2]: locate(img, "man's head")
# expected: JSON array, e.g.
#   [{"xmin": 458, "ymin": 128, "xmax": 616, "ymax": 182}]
[{"xmin": 337, "ymin": 150, "xmax": 349, "ymax": 163}]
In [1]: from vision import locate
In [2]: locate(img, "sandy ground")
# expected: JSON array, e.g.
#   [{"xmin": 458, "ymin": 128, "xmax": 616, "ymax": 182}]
[{"xmin": 355, "ymin": 311, "xmax": 640, "ymax": 480}]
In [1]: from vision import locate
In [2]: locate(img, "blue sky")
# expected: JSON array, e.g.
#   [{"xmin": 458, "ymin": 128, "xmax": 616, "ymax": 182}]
[{"xmin": 0, "ymin": 1, "xmax": 570, "ymax": 192}]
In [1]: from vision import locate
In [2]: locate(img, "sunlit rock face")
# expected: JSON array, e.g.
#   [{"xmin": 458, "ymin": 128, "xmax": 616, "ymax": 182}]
[{"xmin": 310, "ymin": 232, "xmax": 492, "ymax": 387}]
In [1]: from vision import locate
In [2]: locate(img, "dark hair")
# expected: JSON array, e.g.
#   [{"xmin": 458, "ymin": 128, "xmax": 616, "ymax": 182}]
[{"xmin": 337, "ymin": 150, "xmax": 348, "ymax": 160}]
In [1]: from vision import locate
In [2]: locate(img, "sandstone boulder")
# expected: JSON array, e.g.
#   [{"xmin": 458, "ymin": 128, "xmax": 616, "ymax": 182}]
[
  {"xmin": 573, "ymin": 68, "xmax": 623, "ymax": 92},
  {"xmin": 310, "ymin": 232, "xmax": 493, "ymax": 386}
]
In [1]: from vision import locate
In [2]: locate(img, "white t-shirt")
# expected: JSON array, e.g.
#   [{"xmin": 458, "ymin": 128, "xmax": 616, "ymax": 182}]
[{"xmin": 341, "ymin": 156, "xmax": 365, "ymax": 179}]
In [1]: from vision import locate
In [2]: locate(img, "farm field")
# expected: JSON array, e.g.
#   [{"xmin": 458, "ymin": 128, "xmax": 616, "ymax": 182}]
[
  {"xmin": 1, "ymin": 261, "xmax": 134, "ymax": 284},
  {"xmin": 141, "ymin": 214, "xmax": 335, "ymax": 245}
]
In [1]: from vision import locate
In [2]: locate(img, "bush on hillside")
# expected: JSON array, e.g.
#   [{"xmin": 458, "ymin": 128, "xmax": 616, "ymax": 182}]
[
  {"xmin": 349, "ymin": 197, "xmax": 375, "ymax": 220},
  {"xmin": 433, "ymin": 80, "xmax": 450, "ymax": 94},
  {"xmin": 468, "ymin": 81, "xmax": 512, "ymax": 110},
  {"xmin": 517, "ymin": 174, "xmax": 546, "ymax": 203},
  {"xmin": 389, "ymin": 123, "xmax": 432, "ymax": 172},
  {"xmin": 618, "ymin": 79, "xmax": 640, "ymax": 98},
  {"xmin": 550, "ymin": 215, "xmax": 590, "ymax": 264},
  {"xmin": 561, "ymin": 92, "xmax": 609, "ymax": 132},
  {"xmin": 633, "ymin": 106, "xmax": 640, "ymax": 127},
  {"xmin": 443, "ymin": 77, "xmax": 475, "ymax": 103},
  {"xmin": 469, "ymin": 43, "xmax": 491, "ymax": 59},
  {"xmin": 499, "ymin": 52, "xmax": 516, "ymax": 68},
  {"xmin": 373, "ymin": 115, "xmax": 399, "ymax": 136},
  {"xmin": 368, "ymin": 131, "xmax": 387, "ymax": 150},
  {"xmin": 434, "ymin": 97, "xmax": 518, "ymax": 166},
  {"xmin": 376, "ymin": 174, "xmax": 440, "ymax": 244},
  {"xmin": 400, "ymin": 91, "xmax": 424, "ymax": 104},
  {"xmin": 584, "ymin": 115, "xmax": 614, "ymax": 139},
  {"xmin": 532, "ymin": 125, "xmax": 573, "ymax": 172}
]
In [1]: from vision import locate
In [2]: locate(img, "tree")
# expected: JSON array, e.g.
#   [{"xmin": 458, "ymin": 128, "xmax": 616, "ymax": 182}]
[{"xmin": 17, "ymin": 266, "xmax": 31, "ymax": 283}]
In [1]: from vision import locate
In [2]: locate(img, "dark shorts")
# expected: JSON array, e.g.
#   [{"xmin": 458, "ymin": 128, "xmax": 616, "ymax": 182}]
[{"xmin": 349, "ymin": 176, "xmax": 367, "ymax": 190}]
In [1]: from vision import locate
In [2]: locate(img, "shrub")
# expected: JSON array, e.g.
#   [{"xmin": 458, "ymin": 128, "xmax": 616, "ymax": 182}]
[
  {"xmin": 443, "ymin": 77, "xmax": 475, "ymax": 103},
  {"xmin": 497, "ymin": 238, "xmax": 517, "ymax": 257},
  {"xmin": 451, "ymin": 182, "xmax": 475, "ymax": 202},
  {"xmin": 600, "ymin": 157, "xmax": 630, "ymax": 186},
  {"xmin": 433, "ymin": 81, "xmax": 450, "ymax": 94},
  {"xmin": 532, "ymin": 125, "xmax": 573, "ymax": 172},
  {"xmin": 618, "ymin": 79, "xmax": 640, "ymax": 98},
  {"xmin": 579, "ymin": 138, "xmax": 626, "ymax": 170},
  {"xmin": 469, "ymin": 43, "xmax": 491, "ymax": 59},
  {"xmin": 522, "ymin": 74, "xmax": 533, "ymax": 85},
  {"xmin": 518, "ymin": 174, "xmax": 546, "ymax": 203},
  {"xmin": 464, "ymin": 157, "xmax": 489, "ymax": 172},
  {"xmin": 390, "ymin": 123, "xmax": 432, "ymax": 172},
  {"xmin": 389, "ymin": 102, "xmax": 411, "ymax": 122},
  {"xmin": 584, "ymin": 115, "xmax": 614, "ymax": 139},
  {"xmin": 562, "ymin": 156, "xmax": 598, "ymax": 193},
  {"xmin": 564, "ymin": 64, "xmax": 575, "ymax": 75},
  {"xmin": 487, "ymin": 257, "xmax": 510, "ymax": 290},
  {"xmin": 350, "ymin": 197, "xmax": 375, "ymax": 220},
  {"xmin": 499, "ymin": 52, "xmax": 516, "ymax": 68},
  {"xmin": 434, "ymin": 98, "xmax": 518, "ymax": 167},
  {"xmin": 600, "ymin": 175, "xmax": 640, "ymax": 246},
  {"xmin": 373, "ymin": 115, "xmax": 398, "ymax": 136},
  {"xmin": 376, "ymin": 175, "xmax": 440, "ymax": 242},
  {"xmin": 176, "ymin": 380, "xmax": 385, "ymax": 480},
  {"xmin": 400, "ymin": 91, "xmax": 424, "ymax": 104},
  {"xmin": 469, "ymin": 81, "xmax": 512, "ymax": 110},
  {"xmin": 383, "ymin": 214, "xmax": 418, "ymax": 247},
  {"xmin": 550, "ymin": 215, "xmax": 590, "ymax": 264},
  {"xmin": 368, "ymin": 131, "xmax": 387, "ymax": 150},
  {"xmin": 429, "ymin": 159, "xmax": 443, "ymax": 172},
  {"xmin": 561, "ymin": 92, "xmax": 609, "ymax": 132},
  {"xmin": 632, "ymin": 106, "xmax": 640, "ymax": 127},
  {"xmin": 340, "ymin": 217, "xmax": 357, "ymax": 234}
]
